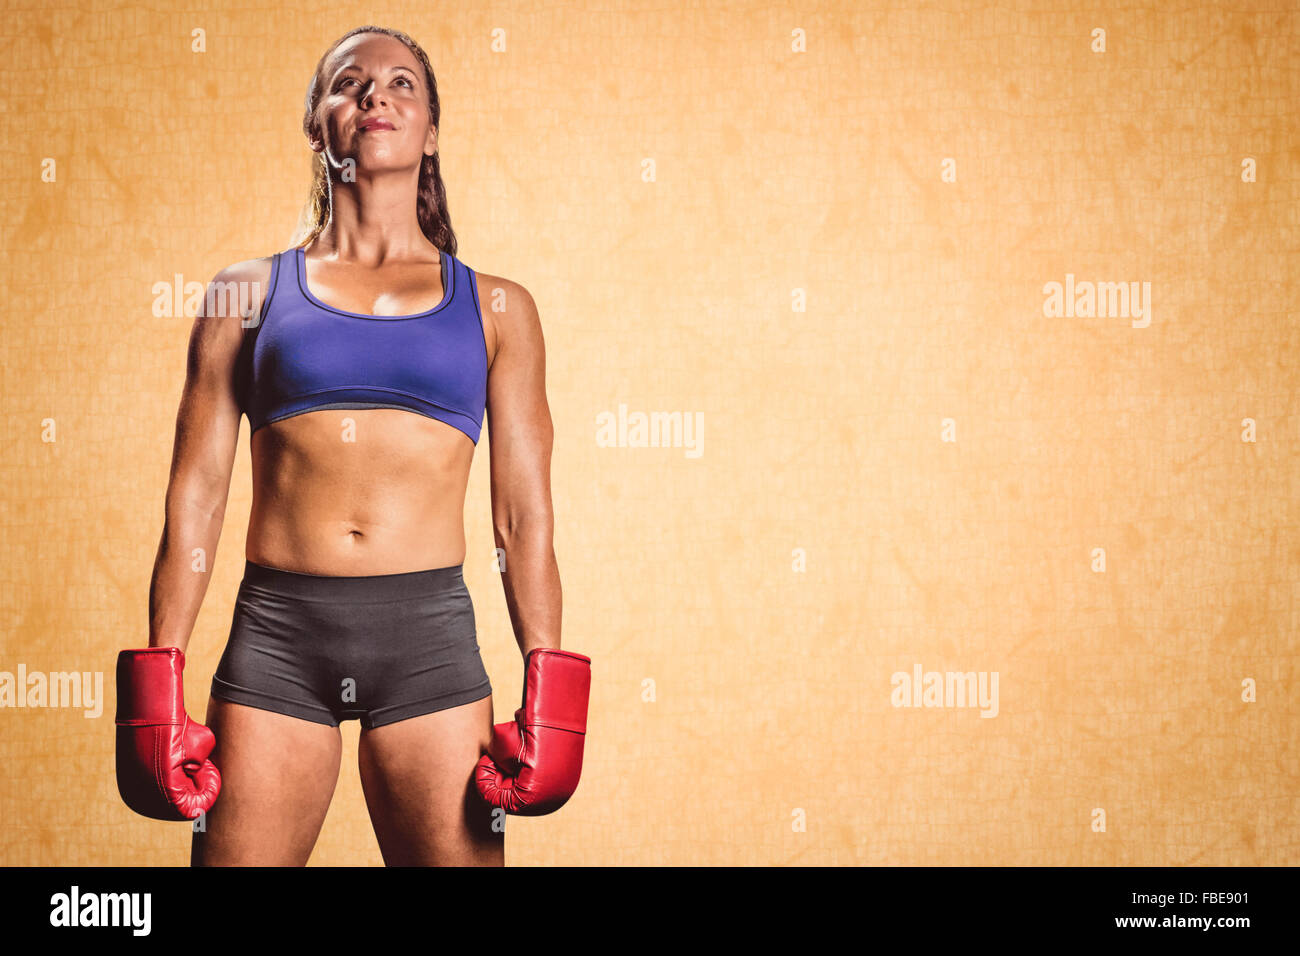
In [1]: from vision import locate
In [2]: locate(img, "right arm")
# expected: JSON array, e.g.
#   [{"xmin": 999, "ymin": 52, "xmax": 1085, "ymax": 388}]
[{"xmin": 146, "ymin": 259, "xmax": 268, "ymax": 651}]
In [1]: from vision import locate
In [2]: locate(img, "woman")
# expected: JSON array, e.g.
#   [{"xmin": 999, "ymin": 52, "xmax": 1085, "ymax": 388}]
[{"xmin": 112, "ymin": 25, "xmax": 591, "ymax": 866}]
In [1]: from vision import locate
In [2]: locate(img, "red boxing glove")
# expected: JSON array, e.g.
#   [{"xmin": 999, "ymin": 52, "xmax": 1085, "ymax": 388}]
[
  {"xmin": 475, "ymin": 648, "xmax": 591, "ymax": 816},
  {"xmin": 114, "ymin": 647, "xmax": 221, "ymax": 821}
]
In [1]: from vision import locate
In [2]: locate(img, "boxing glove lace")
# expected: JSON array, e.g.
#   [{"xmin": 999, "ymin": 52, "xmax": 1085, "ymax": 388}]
[
  {"xmin": 115, "ymin": 647, "xmax": 221, "ymax": 821},
  {"xmin": 475, "ymin": 648, "xmax": 591, "ymax": 815}
]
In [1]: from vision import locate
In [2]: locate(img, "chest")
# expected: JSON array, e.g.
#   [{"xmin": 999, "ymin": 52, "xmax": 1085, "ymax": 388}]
[
  {"xmin": 304, "ymin": 261, "xmax": 448, "ymax": 318},
  {"xmin": 253, "ymin": 303, "xmax": 487, "ymax": 405}
]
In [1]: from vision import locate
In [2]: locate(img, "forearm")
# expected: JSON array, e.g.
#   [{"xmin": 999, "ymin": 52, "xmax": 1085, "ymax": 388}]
[
  {"xmin": 147, "ymin": 492, "xmax": 226, "ymax": 652},
  {"xmin": 494, "ymin": 515, "xmax": 561, "ymax": 658}
]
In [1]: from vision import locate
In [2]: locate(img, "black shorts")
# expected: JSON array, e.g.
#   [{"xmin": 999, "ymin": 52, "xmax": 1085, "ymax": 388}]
[{"xmin": 210, "ymin": 559, "xmax": 493, "ymax": 730}]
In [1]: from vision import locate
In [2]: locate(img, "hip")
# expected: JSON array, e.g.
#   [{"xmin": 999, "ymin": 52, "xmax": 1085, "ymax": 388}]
[{"xmin": 212, "ymin": 559, "xmax": 492, "ymax": 729}]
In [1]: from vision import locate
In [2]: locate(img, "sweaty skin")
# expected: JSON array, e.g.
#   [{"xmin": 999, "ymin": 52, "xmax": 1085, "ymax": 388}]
[
  {"xmin": 247, "ymin": 247, "xmax": 490, "ymax": 576},
  {"xmin": 149, "ymin": 30, "xmax": 560, "ymax": 867},
  {"xmin": 172, "ymin": 252, "xmax": 556, "ymax": 867}
]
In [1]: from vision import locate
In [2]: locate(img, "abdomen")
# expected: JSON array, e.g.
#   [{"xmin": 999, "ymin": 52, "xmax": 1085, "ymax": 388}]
[{"xmin": 246, "ymin": 408, "xmax": 475, "ymax": 575}]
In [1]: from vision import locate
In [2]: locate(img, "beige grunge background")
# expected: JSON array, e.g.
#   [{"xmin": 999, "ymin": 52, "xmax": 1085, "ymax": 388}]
[{"xmin": 1, "ymin": 1, "xmax": 1297, "ymax": 865}]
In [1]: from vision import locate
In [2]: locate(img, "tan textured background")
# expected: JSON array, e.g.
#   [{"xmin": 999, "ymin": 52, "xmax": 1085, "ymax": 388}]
[{"xmin": 1, "ymin": 1, "xmax": 1297, "ymax": 865}]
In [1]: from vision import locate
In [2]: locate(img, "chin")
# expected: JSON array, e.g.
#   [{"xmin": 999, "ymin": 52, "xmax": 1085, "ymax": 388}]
[{"xmin": 350, "ymin": 152, "xmax": 414, "ymax": 172}]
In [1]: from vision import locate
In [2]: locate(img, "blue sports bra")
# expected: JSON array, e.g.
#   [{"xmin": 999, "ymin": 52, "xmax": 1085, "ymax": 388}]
[{"xmin": 237, "ymin": 245, "xmax": 488, "ymax": 444}]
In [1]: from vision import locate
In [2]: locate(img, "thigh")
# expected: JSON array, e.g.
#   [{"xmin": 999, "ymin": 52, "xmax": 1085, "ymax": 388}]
[
  {"xmin": 357, "ymin": 693, "xmax": 502, "ymax": 867},
  {"xmin": 191, "ymin": 698, "xmax": 343, "ymax": 867}
]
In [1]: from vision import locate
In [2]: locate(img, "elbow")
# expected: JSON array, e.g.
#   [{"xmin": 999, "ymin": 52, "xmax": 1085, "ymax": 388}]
[
  {"xmin": 164, "ymin": 479, "xmax": 228, "ymax": 526},
  {"xmin": 493, "ymin": 507, "xmax": 554, "ymax": 545}
]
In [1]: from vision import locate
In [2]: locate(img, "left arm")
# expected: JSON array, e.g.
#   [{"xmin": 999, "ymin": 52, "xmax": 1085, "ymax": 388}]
[
  {"xmin": 482, "ymin": 274, "xmax": 560, "ymax": 659},
  {"xmin": 475, "ymin": 275, "xmax": 592, "ymax": 816}
]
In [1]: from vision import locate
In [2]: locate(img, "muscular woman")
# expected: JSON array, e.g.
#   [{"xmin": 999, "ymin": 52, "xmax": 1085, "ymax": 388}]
[{"xmin": 113, "ymin": 25, "xmax": 591, "ymax": 866}]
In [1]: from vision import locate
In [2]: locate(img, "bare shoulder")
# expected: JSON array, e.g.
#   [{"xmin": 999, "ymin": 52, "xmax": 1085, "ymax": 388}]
[
  {"xmin": 214, "ymin": 254, "xmax": 276, "ymax": 283},
  {"xmin": 208, "ymin": 255, "xmax": 276, "ymax": 317},
  {"xmin": 471, "ymin": 269, "xmax": 542, "ymax": 368},
  {"xmin": 188, "ymin": 254, "xmax": 277, "ymax": 364}
]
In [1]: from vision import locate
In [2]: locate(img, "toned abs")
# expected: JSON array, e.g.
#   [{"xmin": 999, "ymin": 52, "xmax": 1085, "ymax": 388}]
[
  {"xmin": 238, "ymin": 255, "xmax": 498, "ymax": 577},
  {"xmin": 247, "ymin": 410, "xmax": 478, "ymax": 576}
]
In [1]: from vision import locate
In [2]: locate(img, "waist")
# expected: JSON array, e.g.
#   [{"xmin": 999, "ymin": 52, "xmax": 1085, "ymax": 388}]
[
  {"xmin": 239, "ymin": 558, "xmax": 466, "ymax": 603},
  {"xmin": 247, "ymin": 416, "xmax": 472, "ymax": 576}
]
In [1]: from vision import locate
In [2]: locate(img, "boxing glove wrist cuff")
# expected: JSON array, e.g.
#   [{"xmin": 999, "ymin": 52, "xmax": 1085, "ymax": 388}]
[
  {"xmin": 517, "ymin": 648, "xmax": 591, "ymax": 734},
  {"xmin": 115, "ymin": 647, "xmax": 187, "ymax": 726}
]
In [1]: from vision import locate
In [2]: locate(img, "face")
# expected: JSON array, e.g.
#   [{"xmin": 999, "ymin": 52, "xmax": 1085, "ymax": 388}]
[{"xmin": 310, "ymin": 33, "xmax": 436, "ymax": 174}]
